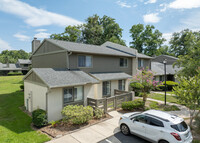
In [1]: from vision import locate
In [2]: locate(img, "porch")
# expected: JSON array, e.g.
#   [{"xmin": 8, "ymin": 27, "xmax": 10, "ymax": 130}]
[{"xmin": 87, "ymin": 90, "xmax": 134, "ymax": 113}]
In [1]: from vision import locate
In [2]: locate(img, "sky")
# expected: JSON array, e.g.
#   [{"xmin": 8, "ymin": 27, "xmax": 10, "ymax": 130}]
[{"xmin": 0, "ymin": 0, "xmax": 200, "ymax": 52}]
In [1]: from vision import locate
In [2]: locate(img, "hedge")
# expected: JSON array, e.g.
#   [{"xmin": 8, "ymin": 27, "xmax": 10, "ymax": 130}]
[
  {"xmin": 122, "ymin": 99, "xmax": 145, "ymax": 111},
  {"xmin": 130, "ymin": 82, "xmax": 144, "ymax": 91}
]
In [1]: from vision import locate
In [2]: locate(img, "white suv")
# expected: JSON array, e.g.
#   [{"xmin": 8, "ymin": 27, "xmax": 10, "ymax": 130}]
[{"xmin": 119, "ymin": 110, "xmax": 193, "ymax": 143}]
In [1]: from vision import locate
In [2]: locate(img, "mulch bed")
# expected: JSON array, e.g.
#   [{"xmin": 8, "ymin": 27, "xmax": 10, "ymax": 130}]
[{"xmin": 39, "ymin": 114, "xmax": 112, "ymax": 138}]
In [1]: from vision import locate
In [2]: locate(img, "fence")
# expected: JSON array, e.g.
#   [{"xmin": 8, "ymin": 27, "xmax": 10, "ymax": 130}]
[{"xmin": 87, "ymin": 90, "xmax": 133, "ymax": 113}]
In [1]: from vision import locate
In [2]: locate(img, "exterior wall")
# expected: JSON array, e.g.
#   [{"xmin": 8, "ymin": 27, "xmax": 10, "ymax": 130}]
[
  {"xmin": 69, "ymin": 53, "xmax": 132, "ymax": 75},
  {"xmin": 24, "ymin": 81, "xmax": 47, "ymax": 112},
  {"xmin": 138, "ymin": 58, "xmax": 151, "ymax": 70},
  {"xmin": 132, "ymin": 57, "xmax": 137, "ymax": 76},
  {"xmin": 32, "ymin": 52, "xmax": 67, "ymax": 68},
  {"xmin": 47, "ymin": 88, "xmax": 63, "ymax": 122}
]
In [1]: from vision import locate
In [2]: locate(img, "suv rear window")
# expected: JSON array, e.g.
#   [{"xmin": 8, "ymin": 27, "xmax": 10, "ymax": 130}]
[{"xmin": 171, "ymin": 121, "xmax": 188, "ymax": 132}]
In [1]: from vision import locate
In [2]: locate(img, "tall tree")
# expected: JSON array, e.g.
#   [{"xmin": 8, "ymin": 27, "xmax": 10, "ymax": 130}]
[
  {"xmin": 169, "ymin": 29, "xmax": 200, "ymax": 57},
  {"xmin": 175, "ymin": 41, "xmax": 200, "ymax": 78},
  {"xmin": 130, "ymin": 24, "xmax": 165, "ymax": 56},
  {"xmin": 50, "ymin": 25, "xmax": 82, "ymax": 42},
  {"xmin": 50, "ymin": 14, "xmax": 126, "ymax": 46},
  {"xmin": 155, "ymin": 45, "xmax": 173, "ymax": 56}
]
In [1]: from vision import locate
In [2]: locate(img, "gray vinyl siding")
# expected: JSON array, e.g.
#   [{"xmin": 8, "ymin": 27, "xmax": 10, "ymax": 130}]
[
  {"xmin": 32, "ymin": 52, "xmax": 67, "ymax": 68},
  {"xmin": 25, "ymin": 72, "xmax": 45, "ymax": 85},
  {"xmin": 138, "ymin": 58, "xmax": 151, "ymax": 70},
  {"xmin": 69, "ymin": 53, "xmax": 132, "ymax": 75},
  {"xmin": 34, "ymin": 41, "xmax": 64, "ymax": 55}
]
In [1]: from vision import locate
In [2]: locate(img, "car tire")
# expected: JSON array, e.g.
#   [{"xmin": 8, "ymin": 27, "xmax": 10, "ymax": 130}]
[
  {"xmin": 120, "ymin": 124, "xmax": 130, "ymax": 136},
  {"xmin": 159, "ymin": 140, "xmax": 169, "ymax": 143}
]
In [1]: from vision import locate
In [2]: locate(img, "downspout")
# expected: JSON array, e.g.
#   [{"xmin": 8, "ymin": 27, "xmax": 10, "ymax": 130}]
[
  {"xmin": 46, "ymin": 87, "xmax": 50, "ymax": 122},
  {"xmin": 66, "ymin": 51, "xmax": 72, "ymax": 70}
]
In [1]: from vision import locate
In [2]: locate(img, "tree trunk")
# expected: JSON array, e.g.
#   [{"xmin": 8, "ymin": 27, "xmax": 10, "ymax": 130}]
[{"xmin": 143, "ymin": 92, "xmax": 147, "ymax": 103}]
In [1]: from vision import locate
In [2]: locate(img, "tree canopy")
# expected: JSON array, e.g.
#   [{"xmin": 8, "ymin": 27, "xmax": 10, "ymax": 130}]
[
  {"xmin": 169, "ymin": 29, "xmax": 200, "ymax": 57},
  {"xmin": 50, "ymin": 14, "xmax": 126, "ymax": 46},
  {"xmin": 129, "ymin": 24, "xmax": 166, "ymax": 56},
  {"xmin": 0, "ymin": 50, "xmax": 30, "ymax": 64}
]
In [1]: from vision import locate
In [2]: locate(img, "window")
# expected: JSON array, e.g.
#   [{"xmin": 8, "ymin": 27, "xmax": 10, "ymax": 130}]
[
  {"xmin": 134, "ymin": 115, "xmax": 147, "ymax": 124},
  {"xmin": 78, "ymin": 55, "xmax": 92, "ymax": 67},
  {"xmin": 138, "ymin": 59, "xmax": 144, "ymax": 68},
  {"xmin": 24, "ymin": 64, "xmax": 28, "ymax": 67},
  {"xmin": 118, "ymin": 80, "xmax": 125, "ymax": 91},
  {"xmin": 159, "ymin": 76, "xmax": 163, "ymax": 81},
  {"xmin": 171, "ymin": 121, "xmax": 188, "ymax": 132},
  {"xmin": 148, "ymin": 117, "xmax": 164, "ymax": 127},
  {"xmin": 103, "ymin": 81, "xmax": 111, "ymax": 96},
  {"xmin": 63, "ymin": 86, "xmax": 83, "ymax": 105},
  {"xmin": 120, "ymin": 58, "xmax": 128, "ymax": 67}
]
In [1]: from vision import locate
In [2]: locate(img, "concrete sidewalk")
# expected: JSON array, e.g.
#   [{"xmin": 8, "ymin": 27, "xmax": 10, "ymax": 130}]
[{"xmin": 47, "ymin": 111, "xmax": 122, "ymax": 143}]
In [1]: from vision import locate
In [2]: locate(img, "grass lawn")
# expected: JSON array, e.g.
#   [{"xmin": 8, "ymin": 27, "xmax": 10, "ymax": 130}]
[
  {"xmin": 0, "ymin": 76, "xmax": 50, "ymax": 143},
  {"xmin": 148, "ymin": 93, "xmax": 180, "ymax": 104}
]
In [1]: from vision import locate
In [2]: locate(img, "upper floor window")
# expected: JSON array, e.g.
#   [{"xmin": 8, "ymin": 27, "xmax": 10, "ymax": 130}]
[
  {"xmin": 120, "ymin": 58, "xmax": 128, "ymax": 67},
  {"xmin": 78, "ymin": 55, "xmax": 92, "ymax": 68},
  {"xmin": 118, "ymin": 80, "xmax": 125, "ymax": 91},
  {"xmin": 138, "ymin": 59, "xmax": 144, "ymax": 68},
  {"xmin": 103, "ymin": 81, "xmax": 111, "ymax": 97}
]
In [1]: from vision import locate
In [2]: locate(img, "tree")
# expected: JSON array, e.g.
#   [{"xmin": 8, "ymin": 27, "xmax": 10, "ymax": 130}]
[
  {"xmin": 50, "ymin": 25, "xmax": 82, "ymax": 42},
  {"xmin": 50, "ymin": 14, "xmax": 126, "ymax": 46},
  {"xmin": 0, "ymin": 50, "xmax": 30, "ymax": 64},
  {"xmin": 169, "ymin": 29, "xmax": 200, "ymax": 57},
  {"xmin": 130, "ymin": 68, "xmax": 162, "ymax": 103},
  {"xmin": 174, "ymin": 41, "xmax": 200, "ymax": 77},
  {"xmin": 173, "ymin": 69, "xmax": 200, "ymax": 127},
  {"xmin": 130, "ymin": 24, "xmax": 165, "ymax": 56}
]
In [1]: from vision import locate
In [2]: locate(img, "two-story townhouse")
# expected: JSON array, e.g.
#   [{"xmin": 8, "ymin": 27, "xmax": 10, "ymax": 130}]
[{"xmin": 24, "ymin": 38, "xmax": 151, "ymax": 121}]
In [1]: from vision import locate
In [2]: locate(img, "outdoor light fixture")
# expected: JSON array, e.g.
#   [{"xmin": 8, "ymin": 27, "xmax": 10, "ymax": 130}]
[{"xmin": 163, "ymin": 59, "xmax": 167, "ymax": 105}]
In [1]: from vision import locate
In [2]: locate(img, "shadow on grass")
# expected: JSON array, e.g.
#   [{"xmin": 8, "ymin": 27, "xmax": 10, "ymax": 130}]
[{"xmin": 0, "ymin": 90, "xmax": 33, "ymax": 134}]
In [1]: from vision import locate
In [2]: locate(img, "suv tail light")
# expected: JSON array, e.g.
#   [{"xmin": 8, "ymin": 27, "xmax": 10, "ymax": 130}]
[{"xmin": 171, "ymin": 132, "xmax": 181, "ymax": 141}]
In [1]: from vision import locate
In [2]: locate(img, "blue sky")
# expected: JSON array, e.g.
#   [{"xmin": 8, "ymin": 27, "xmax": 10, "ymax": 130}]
[{"xmin": 0, "ymin": 0, "xmax": 200, "ymax": 52}]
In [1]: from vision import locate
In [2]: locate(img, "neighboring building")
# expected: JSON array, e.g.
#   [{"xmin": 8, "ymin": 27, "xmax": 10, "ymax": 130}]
[
  {"xmin": 24, "ymin": 38, "xmax": 151, "ymax": 121},
  {"xmin": 0, "ymin": 59, "xmax": 31, "ymax": 75},
  {"xmin": 151, "ymin": 55, "xmax": 181, "ymax": 82}
]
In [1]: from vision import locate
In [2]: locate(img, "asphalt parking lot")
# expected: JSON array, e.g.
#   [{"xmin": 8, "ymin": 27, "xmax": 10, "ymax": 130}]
[{"xmin": 98, "ymin": 132, "xmax": 151, "ymax": 143}]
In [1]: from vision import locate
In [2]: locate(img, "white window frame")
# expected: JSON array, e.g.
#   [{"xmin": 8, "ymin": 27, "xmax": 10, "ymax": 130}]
[{"xmin": 78, "ymin": 55, "xmax": 93, "ymax": 68}]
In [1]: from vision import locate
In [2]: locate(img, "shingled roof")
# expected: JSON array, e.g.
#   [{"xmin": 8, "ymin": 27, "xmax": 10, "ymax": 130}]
[
  {"xmin": 24, "ymin": 68, "xmax": 99, "ymax": 88},
  {"xmin": 46, "ymin": 39, "xmax": 134, "ymax": 57}
]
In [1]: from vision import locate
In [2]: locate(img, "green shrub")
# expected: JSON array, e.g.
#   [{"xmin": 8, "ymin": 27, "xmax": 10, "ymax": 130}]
[
  {"xmin": 163, "ymin": 105, "xmax": 180, "ymax": 111},
  {"xmin": 94, "ymin": 108, "xmax": 104, "ymax": 119},
  {"xmin": 149, "ymin": 101, "xmax": 159, "ymax": 109},
  {"xmin": 20, "ymin": 84, "xmax": 24, "ymax": 91},
  {"xmin": 61, "ymin": 105, "xmax": 93, "ymax": 125},
  {"xmin": 122, "ymin": 99, "xmax": 145, "ymax": 111},
  {"xmin": 130, "ymin": 82, "xmax": 144, "ymax": 91},
  {"xmin": 8, "ymin": 72, "xmax": 23, "ymax": 76},
  {"xmin": 162, "ymin": 81, "xmax": 178, "ymax": 91},
  {"xmin": 194, "ymin": 116, "xmax": 200, "ymax": 134},
  {"xmin": 157, "ymin": 85, "xmax": 165, "ymax": 91},
  {"xmin": 32, "ymin": 109, "xmax": 47, "ymax": 127},
  {"xmin": 50, "ymin": 120, "xmax": 60, "ymax": 127}
]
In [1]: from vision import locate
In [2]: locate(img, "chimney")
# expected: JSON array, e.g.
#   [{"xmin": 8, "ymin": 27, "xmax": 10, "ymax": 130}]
[{"xmin": 32, "ymin": 37, "xmax": 40, "ymax": 53}]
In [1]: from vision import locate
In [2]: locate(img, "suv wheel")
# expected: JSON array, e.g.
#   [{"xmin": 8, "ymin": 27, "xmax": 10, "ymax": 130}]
[
  {"xmin": 120, "ymin": 124, "xmax": 130, "ymax": 135},
  {"xmin": 159, "ymin": 140, "xmax": 169, "ymax": 143}
]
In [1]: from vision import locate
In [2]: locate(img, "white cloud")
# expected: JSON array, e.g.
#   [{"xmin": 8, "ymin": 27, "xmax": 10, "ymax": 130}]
[
  {"xmin": 13, "ymin": 33, "xmax": 30, "ymax": 41},
  {"xmin": 159, "ymin": 3, "xmax": 168, "ymax": 12},
  {"xmin": 145, "ymin": 0, "xmax": 157, "ymax": 4},
  {"xmin": 0, "ymin": 38, "xmax": 12, "ymax": 52},
  {"xmin": 35, "ymin": 29, "xmax": 47, "ymax": 32},
  {"xmin": 162, "ymin": 33, "xmax": 172, "ymax": 44},
  {"xmin": 116, "ymin": 1, "xmax": 131, "ymax": 8},
  {"xmin": 180, "ymin": 11, "xmax": 200, "ymax": 31},
  {"xmin": 169, "ymin": 0, "xmax": 200, "ymax": 9},
  {"xmin": 34, "ymin": 32, "xmax": 51, "ymax": 39},
  {"xmin": 143, "ymin": 13, "xmax": 160, "ymax": 23},
  {"xmin": 0, "ymin": 0, "xmax": 82, "ymax": 27}
]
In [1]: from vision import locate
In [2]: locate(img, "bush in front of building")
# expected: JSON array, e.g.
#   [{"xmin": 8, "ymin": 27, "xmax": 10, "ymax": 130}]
[
  {"xmin": 94, "ymin": 107, "xmax": 104, "ymax": 119},
  {"xmin": 20, "ymin": 84, "xmax": 24, "ymax": 91},
  {"xmin": 121, "ymin": 99, "xmax": 145, "ymax": 111},
  {"xmin": 130, "ymin": 82, "xmax": 144, "ymax": 91},
  {"xmin": 61, "ymin": 105, "xmax": 93, "ymax": 125},
  {"xmin": 32, "ymin": 109, "xmax": 48, "ymax": 127},
  {"xmin": 162, "ymin": 81, "xmax": 178, "ymax": 91}
]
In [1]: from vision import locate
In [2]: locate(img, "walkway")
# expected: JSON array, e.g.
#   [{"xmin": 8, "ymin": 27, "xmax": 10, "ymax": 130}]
[
  {"xmin": 47, "ymin": 111, "xmax": 122, "ymax": 143},
  {"xmin": 151, "ymin": 91, "xmax": 176, "ymax": 96}
]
